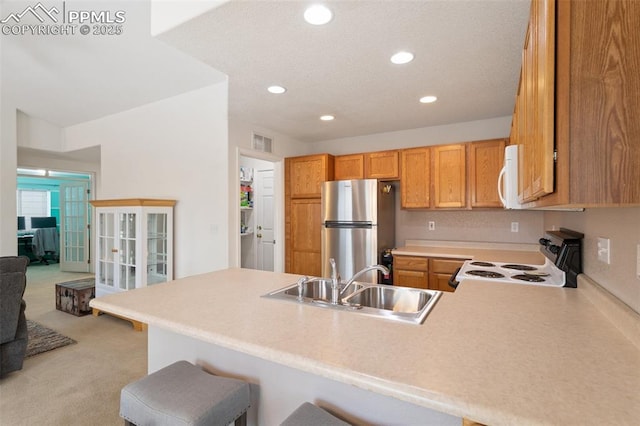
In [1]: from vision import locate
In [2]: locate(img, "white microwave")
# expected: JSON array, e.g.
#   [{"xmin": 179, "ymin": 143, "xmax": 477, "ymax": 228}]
[{"xmin": 498, "ymin": 145, "xmax": 523, "ymax": 209}]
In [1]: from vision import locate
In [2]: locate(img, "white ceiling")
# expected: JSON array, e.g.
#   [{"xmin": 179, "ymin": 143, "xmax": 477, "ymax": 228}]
[
  {"xmin": 159, "ymin": 0, "xmax": 531, "ymax": 142},
  {"xmin": 2, "ymin": 0, "xmax": 530, "ymax": 146},
  {"xmin": 1, "ymin": 0, "xmax": 226, "ymax": 128}
]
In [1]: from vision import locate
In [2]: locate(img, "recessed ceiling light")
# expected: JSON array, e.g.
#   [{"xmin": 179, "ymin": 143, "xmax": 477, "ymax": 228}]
[
  {"xmin": 420, "ymin": 95, "xmax": 438, "ymax": 104},
  {"xmin": 390, "ymin": 51, "xmax": 414, "ymax": 65},
  {"xmin": 267, "ymin": 85, "xmax": 286, "ymax": 94},
  {"xmin": 304, "ymin": 5, "xmax": 333, "ymax": 25},
  {"xmin": 320, "ymin": 115, "xmax": 335, "ymax": 121}
]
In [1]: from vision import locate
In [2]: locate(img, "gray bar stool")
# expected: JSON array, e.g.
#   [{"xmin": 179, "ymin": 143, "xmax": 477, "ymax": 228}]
[
  {"xmin": 280, "ymin": 402, "xmax": 350, "ymax": 426},
  {"xmin": 120, "ymin": 360, "xmax": 250, "ymax": 426}
]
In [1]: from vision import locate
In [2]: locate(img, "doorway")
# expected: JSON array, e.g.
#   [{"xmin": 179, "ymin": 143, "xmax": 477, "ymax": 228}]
[
  {"xmin": 16, "ymin": 168, "xmax": 93, "ymax": 272},
  {"xmin": 238, "ymin": 151, "xmax": 282, "ymax": 272}
]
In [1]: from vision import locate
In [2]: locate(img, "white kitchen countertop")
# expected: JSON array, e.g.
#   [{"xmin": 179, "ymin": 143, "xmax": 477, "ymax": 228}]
[{"xmin": 90, "ymin": 266, "xmax": 640, "ymax": 425}]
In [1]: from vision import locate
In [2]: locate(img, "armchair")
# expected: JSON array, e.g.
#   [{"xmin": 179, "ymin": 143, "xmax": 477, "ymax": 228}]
[{"xmin": 0, "ymin": 256, "xmax": 29, "ymax": 377}]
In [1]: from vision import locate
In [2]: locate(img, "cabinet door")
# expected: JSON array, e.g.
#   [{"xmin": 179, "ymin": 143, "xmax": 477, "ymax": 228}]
[
  {"xmin": 365, "ymin": 150, "xmax": 399, "ymax": 180},
  {"xmin": 394, "ymin": 269, "xmax": 429, "ymax": 289},
  {"xmin": 428, "ymin": 272, "xmax": 455, "ymax": 292},
  {"xmin": 289, "ymin": 154, "xmax": 333, "ymax": 198},
  {"xmin": 290, "ymin": 198, "xmax": 322, "ymax": 276},
  {"xmin": 96, "ymin": 210, "xmax": 117, "ymax": 292},
  {"xmin": 470, "ymin": 139, "xmax": 506, "ymax": 208},
  {"xmin": 518, "ymin": 0, "xmax": 555, "ymax": 203},
  {"xmin": 401, "ymin": 147, "xmax": 430, "ymax": 209},
  {"xmin": 334, "ymin": 154, "xmax": 365, "ymax": 180},
  {"xmin": 433, "ymin": 144, "xmax": 467, "ymax": 208}
]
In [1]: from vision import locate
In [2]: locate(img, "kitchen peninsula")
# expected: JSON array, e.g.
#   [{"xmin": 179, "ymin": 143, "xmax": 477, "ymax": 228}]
[{"xmin": 90, "ymin": 267, "xmax": 640, "ymax": 425}]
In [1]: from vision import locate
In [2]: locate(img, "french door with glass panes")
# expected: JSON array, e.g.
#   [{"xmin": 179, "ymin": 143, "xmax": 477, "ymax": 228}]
[{"xmin": 92, "ymin": 200, "xmax": 174, "ymax": 298}]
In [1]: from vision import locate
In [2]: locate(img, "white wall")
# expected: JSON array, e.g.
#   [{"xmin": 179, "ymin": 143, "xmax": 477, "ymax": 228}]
[
  {"xmin": 17, "ymin": 111, "xmax": 64, "ymax": 151},
  {"xmin": 227, "ymin": 118, "xmax": 304, "ymax": 269},
  {"xmin": 306, "ymin": 116, "xmax": 512, "ymax": 155},
  {"xmin": 64, "ymin": 83, "xmax": 229, "ymax": 278},
  {"xmin": 545, "ymin": 208, "xmax": 640, "ymax": 313},
  {"xmin": 0, "ymin": 105, "xmax": 18, "ymax": 256}
]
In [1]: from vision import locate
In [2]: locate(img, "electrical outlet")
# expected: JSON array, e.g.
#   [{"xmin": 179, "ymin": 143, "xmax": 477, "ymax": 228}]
[
  {"xmin": 597, "ymin": 237, "xmax": 610, "ymax": 264},
  {"xmin": 428, "ymin": 221, "xmax": 435, "ymax": 231},
  {"xmin": 511, "ymin": 222, "xmax": 519, "ymax": 233}
]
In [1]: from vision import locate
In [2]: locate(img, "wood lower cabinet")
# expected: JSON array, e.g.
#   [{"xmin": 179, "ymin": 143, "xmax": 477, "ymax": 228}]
[
  {"xmin": 393, "ymin": 255, "xmax": 429, "ymax": 289},
  {"xmin": 433, "ymin": 144, "xmax": 467, "ymax": 208},
  {"xmin": 470, "ymin": 139, "xmax": 506, "ymax": 208},
  {"xmin": 334, "ymin": 154, "xmax": 365, "ymax": 180},
  {"xmin": 401, "ymin": 147, "xmax": 430, "ymax": 209},
  {"xmin": 365, "ymin": 150, "xmax": 400, "ymax": 180},
  {"xmin": 428, "ymin": 258, "xmax": 466, "ymax": 293},
  {"xmin": 394, "ymin": 255, "xmax": 465, "ymax": 292}
]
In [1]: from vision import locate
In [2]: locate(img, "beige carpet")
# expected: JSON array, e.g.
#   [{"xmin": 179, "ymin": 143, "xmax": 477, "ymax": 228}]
[{"xmin": 0, "ymin": 263, "xmax": 147, "ymax": 425}]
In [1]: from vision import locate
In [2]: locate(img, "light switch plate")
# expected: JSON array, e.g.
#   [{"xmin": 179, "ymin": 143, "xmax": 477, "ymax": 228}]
[
  {"xmin": 511, "ymin": 222, "xmax": 519, "ymax": 233},
  {"xmin": 428, "ymin": 221, "xmax": 435, "ymax": 231},
  {"xmin": 597, "ymin": 237, "xmax": 610, "ymax": 264}
]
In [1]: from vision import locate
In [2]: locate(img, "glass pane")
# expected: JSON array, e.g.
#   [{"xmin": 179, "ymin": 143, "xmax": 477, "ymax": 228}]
[
  {"xmin": 119, "ymin": 265, "xmax": 127, "ymax": 289},
  {"xmin": 120, "ymin": 213, "xmax": 127, "ymax": 237},
  {"xmin": 106, "ymin": 237, "xmax": 115, "ymax": 262},
  {"xmin": 128, "ymin": 213, "xmax": 136, "ymax": 237},
  {"xmin": 129, "ymin": 240, "xmax": 136, "ymax": 264}
]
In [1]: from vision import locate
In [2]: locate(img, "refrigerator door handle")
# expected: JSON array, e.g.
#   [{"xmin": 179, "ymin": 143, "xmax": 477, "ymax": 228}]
[{"xmin": 324, "ymin": 221, "xmax": 373, "ymax": 229}]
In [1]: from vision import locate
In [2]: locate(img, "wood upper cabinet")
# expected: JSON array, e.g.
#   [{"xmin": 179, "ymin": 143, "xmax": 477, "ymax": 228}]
[
  {"xmin": 469, "ymin": 139, "xmax": 506, "ymax": 208},
  {"xmin": 288, "ymin": 154, "xmax": 334, "ymax": 198},
  {"xmin": 525, "ymin": 0, "xmax": 640, "ymax": 207},
  {"xmin": 289, "ymin": 198, "xmax": 322, "ymax": 276},
  {"xmin": 334, "ymin": 154, "xmax": 365, "ymax": 180},
  {"xmin": 365, "ymin": 150, "xmax": 400, "ymax": 180},
  {"xmin": 401, "ymin": 147, "xmax": 430, "ymax": 209},
  {"xmin": 433, "ymin": 144, "xmax": 467, "ymax": 208},
  {"xmin": 515, "ymin": 0, "xmax": 555, "ymax": 203}
]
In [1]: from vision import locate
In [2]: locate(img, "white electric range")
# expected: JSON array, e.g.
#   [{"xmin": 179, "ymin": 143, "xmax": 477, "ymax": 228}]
[{"xmin": 450, "ymin": 228, "xmax": 584, "ymax": 289}]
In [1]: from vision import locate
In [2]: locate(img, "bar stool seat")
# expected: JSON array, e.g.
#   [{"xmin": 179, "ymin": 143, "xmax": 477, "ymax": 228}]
[
  {"xmin": 120, "ymin": 360, "xmax": 250, "ymax": 426},
  {"xmin": 280, "ymin": 402, "xmax": 350, "ymax": 426}
]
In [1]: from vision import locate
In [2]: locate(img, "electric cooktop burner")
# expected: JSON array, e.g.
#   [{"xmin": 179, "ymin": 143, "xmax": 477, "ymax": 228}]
[
  {"xmin": 511, "ymin": 274, "xmax": 546, "ymax": 283},
  {"xmin": 466, "ymin": 270, "xmax": 505, "ymax": 279},
  {"xmin": 501, "ymin": 264, "xmax": 538, "ymax": 271},
  {"xmin": 470, "ymin": 261, "xmax": 496, "ymax": 267}
]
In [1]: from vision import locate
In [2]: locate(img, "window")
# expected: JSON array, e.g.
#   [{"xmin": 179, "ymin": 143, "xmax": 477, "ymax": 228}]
[{"xmin": 17, "ymin": 189, "xmax": 50, "ymax": 228}]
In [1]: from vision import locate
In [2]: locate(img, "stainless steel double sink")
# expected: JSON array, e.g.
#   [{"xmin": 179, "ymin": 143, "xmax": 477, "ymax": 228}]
[{"xmin": 263, "ymin": 278, "xmax": 442, "ymax": 325}]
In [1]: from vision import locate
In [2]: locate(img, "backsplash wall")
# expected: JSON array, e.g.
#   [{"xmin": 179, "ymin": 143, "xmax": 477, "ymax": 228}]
[
  {"xmin": 395, "ymin": 202, "xmax": 545, "ymax": 246},
  {"xmin": 544, "ymin": 207, "xmax": 640, "ymax": 313}
]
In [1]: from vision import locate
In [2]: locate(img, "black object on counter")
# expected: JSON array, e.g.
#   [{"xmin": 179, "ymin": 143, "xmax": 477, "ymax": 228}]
[{"xmin": 379, "ymin": 249, "xmax": 394, "ymax": 285}]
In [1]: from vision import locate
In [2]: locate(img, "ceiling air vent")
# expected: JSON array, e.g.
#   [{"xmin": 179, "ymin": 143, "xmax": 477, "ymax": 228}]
[{"xmin": 252, "ymin": 132, "xmax": 273, "ymax": 153}]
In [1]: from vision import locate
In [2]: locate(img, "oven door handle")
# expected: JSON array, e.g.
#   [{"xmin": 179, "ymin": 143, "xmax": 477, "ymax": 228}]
[{"xmin": 448, "ymin": 267, "xmax": 461, "ymax": 290}]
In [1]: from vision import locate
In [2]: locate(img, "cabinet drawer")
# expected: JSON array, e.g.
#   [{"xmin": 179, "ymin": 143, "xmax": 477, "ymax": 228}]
[
  {"xmin": 429, "ymin": 258, "xmax": 466, "ymax": 274},
  {"xmin": 394, "ymin": 269, "xmax": 428, "ymax": 289},
  {"xmin": 394, "ymin": 255, "xmax": 428, "ymax": 271}
]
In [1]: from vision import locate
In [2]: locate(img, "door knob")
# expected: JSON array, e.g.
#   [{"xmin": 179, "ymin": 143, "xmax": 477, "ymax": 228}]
[
  {"xmin": 257, "ymin": 225, "xmax": 262, "ymax": 230},
  {"xmin": 257, "ymin": 233, "xmax": 262, "ymax": 238}
]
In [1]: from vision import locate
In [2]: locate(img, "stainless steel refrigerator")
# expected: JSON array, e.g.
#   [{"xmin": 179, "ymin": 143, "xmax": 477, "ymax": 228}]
[{"xmin": 321, "ymin": 179, "xmax": 395, "ymax": 284}]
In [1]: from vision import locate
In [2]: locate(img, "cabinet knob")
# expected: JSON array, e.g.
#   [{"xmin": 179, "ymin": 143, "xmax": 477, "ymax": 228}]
[
  {"xmin": 257, "ymin": 225, "xmax": 262, "ymax": 230},
  {"xmin": 111, "ymin": 248, "xmax": 118, "ymax": 253}
]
